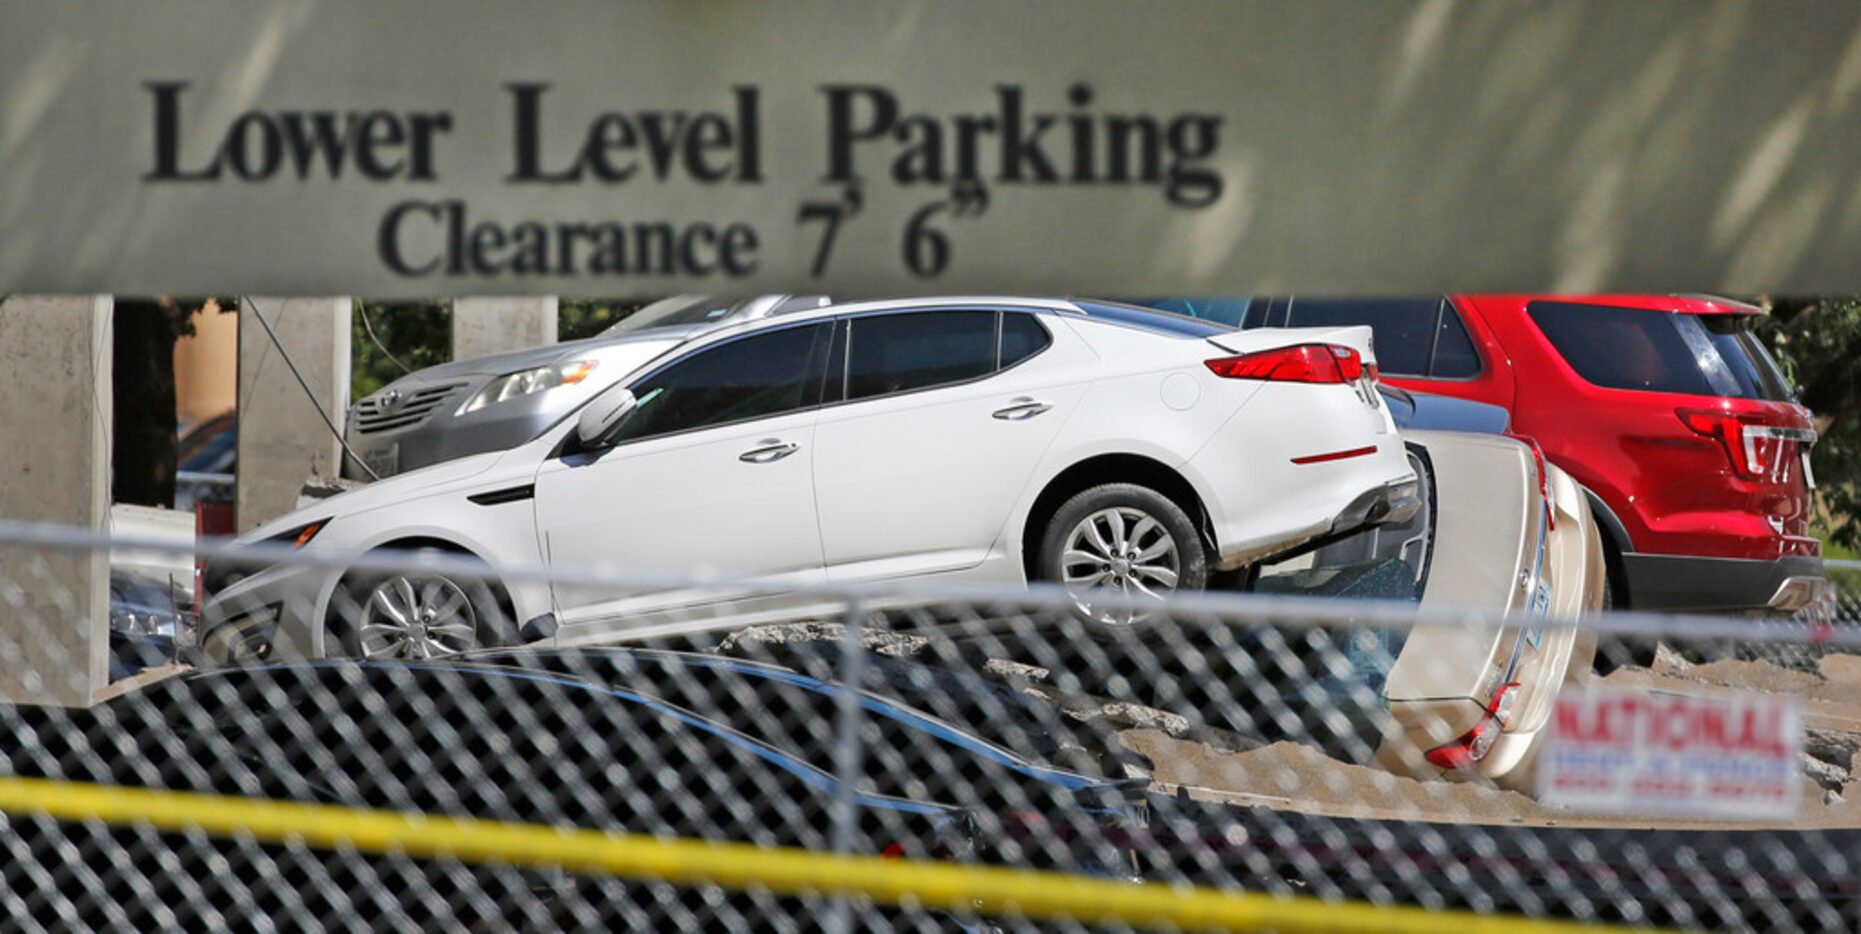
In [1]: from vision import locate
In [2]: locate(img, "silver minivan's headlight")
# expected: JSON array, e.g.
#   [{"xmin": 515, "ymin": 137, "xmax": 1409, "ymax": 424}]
[{"xmin": 457, "ymin": 361, "xmax": 598, "ymax": 415}]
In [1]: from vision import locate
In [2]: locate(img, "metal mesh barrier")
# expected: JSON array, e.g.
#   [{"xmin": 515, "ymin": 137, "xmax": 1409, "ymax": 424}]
[
  {"xmin": 2, "ymin": 525, "xmax": 1859, "ymax": 931},
  {"xmin": 1715, "ymin": 559, "xmax": 1861, "ymax": 673},
  {"xmin": 1831, "ymin": 560, "xmax": 1861, "ymax": 626}
]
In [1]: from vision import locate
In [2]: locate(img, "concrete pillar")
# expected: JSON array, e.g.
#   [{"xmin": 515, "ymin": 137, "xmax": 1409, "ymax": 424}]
[
  {"xmin": 236, "ymin": 297, "xmax": 351, "ymax": 533},
  {"xmin": 0, "ymin": 296, "xmax": 112, "ymax": 706},
  {"xmin": 451, "ymin": 296, "xmax": 558, "ymax": 360}
]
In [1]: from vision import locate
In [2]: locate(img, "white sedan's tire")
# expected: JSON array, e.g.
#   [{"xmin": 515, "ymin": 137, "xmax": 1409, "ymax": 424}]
[
  {"xmin": 1038, "ymin": 483, "xmax": 1208, "ymax": 626},
  {"xmin": 327, "ymin": 551, "xmax": 515, "ymax": 660}
]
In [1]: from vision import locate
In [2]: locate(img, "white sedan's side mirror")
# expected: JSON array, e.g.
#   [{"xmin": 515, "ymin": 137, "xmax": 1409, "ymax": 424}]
[{"xmin": 576, "ymin": 387, "xmax": 637, "ymax": 445}]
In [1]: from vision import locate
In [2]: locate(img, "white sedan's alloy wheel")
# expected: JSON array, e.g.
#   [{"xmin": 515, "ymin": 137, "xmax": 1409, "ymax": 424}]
[
  {"xmin": 357, "ymin": 575, "xmax": 479, "ymax": 659},
  {"xmin": 1061, "ymin": 506, "xmax": 1182, "ymax": 626}
]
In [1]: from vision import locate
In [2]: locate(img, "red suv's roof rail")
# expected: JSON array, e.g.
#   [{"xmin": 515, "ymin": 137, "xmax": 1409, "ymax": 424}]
[{"xmin": 1458, "ymin": 294, "xmax": 1762, "ymax": 315}]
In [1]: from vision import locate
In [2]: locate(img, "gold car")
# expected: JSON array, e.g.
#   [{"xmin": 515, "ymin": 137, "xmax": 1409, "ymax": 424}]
[
  {"xmin": 1375, "ymin": 430, "xmax": 1603, "ymax": 791},
  {"xmin": 1251, "ymin": 429, "xmax": 1605, "ymax": 793}
]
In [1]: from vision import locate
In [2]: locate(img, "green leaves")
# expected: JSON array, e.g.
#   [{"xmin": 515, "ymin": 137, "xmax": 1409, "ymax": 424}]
[
  {"xmin": 1758, "ymin": 298, "xmax": 1861, "ymax": 550},
  {"xmin": 558, "ymin": 299, "xmax": 648, "ymax": 341},
  {"xmin": 351, "ymin": 300, "xmax": 450, "ymax": 400}
]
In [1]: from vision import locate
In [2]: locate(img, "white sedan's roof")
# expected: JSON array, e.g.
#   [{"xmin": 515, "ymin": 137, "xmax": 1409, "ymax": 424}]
[
  {"xmin": 696, "ymin": 295, "xmax": 1086, "ymax": 343},
  {"xmin": 818, "ymin": 295, "xmax": 1081, "ymax": 315}
]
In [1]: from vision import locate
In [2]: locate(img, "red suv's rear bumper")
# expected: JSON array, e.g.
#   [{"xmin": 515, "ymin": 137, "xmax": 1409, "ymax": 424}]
[{"xmin": 1619, "ymin": 551, "xmax": 1827, "ymax": 614}]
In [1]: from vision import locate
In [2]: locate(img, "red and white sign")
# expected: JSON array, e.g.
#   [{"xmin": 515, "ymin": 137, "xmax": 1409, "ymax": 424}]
[{"xmin": 1538, "ymin": 686, "xmax": 1802, "ymax": 822}]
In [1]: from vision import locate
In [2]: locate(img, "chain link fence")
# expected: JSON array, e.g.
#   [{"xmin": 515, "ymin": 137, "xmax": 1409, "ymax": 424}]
[
  {"xmin": 1, "ymin": 525, "xmax": 1859, "ymax": 931},
  {"xmin": 1712, "ymin": 559, "xmax": 1861, "ymax": 674},
  {"xmin": 1829, "ymin": 560, "xmax": 1861, "ymax": 626}
]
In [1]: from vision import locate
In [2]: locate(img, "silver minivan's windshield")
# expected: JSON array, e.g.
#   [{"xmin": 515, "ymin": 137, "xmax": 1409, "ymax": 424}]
[{"xmin": 597, "ymin": 296, "xmax": 742, "ymax": 335}]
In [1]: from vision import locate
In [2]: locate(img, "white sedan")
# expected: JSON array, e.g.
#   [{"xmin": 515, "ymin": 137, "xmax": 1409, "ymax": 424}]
[{"xmin": 201, "ymin": 297, "xmax": 1418, "ymax": 662}]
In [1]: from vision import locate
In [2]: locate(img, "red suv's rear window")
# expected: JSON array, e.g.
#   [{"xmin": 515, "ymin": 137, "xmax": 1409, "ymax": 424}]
[
  {"xmin": 1527, "ymin": 302, "xmax": 1794, "ymax": 401},
  {"xmin": 1697, "ymin": 314, "xmax": 1795, "ymax": 401}
]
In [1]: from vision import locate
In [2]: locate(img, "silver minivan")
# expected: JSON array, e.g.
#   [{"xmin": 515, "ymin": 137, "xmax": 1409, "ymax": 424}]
[{"xmin": 342, "ymin": 295, "xmax": 827, "ymax": 479}]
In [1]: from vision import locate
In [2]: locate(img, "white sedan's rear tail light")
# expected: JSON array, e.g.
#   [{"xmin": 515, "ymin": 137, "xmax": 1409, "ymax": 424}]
[{"xmin": 1205, "ymin": 344, "xmax": 1363, "ymax": 384}]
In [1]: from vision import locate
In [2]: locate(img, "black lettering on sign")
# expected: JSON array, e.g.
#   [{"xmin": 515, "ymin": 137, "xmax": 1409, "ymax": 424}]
[
  {"xmin": 505, "ymin": 83, "xmax": 762, "ymax": 185},
  {"xmin": 377, "ymin": 200, "xmax": 760, "ymax": 278},
  {"xmin": 144, "ymin": 81, "xmax": 452, "ymax": 183},
  {"xmin": 818, "ymin": 83, "xmax": 1225, "ymax": 207}
]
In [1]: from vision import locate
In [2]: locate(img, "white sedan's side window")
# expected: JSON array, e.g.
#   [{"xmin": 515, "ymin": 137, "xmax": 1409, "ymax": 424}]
[
  {"xmin": 843, "ymin": 311, "xmax": 999, "ymax": 402},
  {"xmin": 998, "ymin": 312, "xmax": 1052, "ymax": 369}
]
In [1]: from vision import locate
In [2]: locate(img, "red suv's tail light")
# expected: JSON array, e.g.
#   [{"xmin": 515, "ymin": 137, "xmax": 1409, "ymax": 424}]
[
  {"xmin": 1677, "ymin": 408, "xmax": 1788, "ymax": 480},
  {"xmin": 1425, "ymin": 682, "xmax": 1522, "ymax": 770},
  {"xmin": 1205, "ymin": 344, "xmax": 1363, "ymax": 384}
]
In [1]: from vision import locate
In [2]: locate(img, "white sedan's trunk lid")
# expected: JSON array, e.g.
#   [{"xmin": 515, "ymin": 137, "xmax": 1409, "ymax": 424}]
[{"xmin": 1205, "ymin": 324, "xmax": 1379, "ymax": 370}]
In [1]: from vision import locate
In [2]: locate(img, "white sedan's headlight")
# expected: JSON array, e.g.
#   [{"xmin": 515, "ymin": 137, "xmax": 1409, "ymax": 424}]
[{"xmin": 456, "ymin": 361, "xmax": 598, "ymax": 415}]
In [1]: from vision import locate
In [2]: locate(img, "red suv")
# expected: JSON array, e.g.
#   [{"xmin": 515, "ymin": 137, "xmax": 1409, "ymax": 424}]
[{"xmin": 1150, "ymin": 294, "xmax": 1825, "ymax": 614}]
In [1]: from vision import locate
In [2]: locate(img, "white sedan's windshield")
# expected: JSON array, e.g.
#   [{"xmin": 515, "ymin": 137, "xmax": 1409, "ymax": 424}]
[{"xmin": 533, "ymin": 338, "xmax": 683, "ymax": 440}]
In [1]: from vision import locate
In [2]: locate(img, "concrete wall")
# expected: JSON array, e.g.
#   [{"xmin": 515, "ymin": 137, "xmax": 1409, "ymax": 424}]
[
  {"xmin": 236, "ymin": 297, "xmax": 351, "ymax": 533},
  {"xmin": 452, "ymin": 297, "xmax": 558, "ymax": 361},
  {"xmin": 0, "ymin": 296, "xmax": 112, "ymax": 706}
]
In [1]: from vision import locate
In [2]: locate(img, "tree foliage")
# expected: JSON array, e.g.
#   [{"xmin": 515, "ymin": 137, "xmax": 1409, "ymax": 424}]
[
  {"xmin": 351, "ymin": 300, "xmax": 450, "ymax": 401},
  {"xmin": 559, "ymin": 298, "xmax": 650, "ymax": 341},
  {"xmin": 1755, "ymin": 298, "xmax": 1861, "ymax": 551}
]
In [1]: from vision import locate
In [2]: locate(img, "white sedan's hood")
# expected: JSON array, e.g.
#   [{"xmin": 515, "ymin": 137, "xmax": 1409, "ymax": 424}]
[{"xmin": 240, "ymin": 446, "xmax": 538, "ymax": 544}]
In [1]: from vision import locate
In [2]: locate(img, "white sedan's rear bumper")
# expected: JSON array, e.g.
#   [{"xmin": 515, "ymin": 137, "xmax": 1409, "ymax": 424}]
[{"xmin": 1186, "ymin": 378, "xmax": 1417, "ymax": 570}]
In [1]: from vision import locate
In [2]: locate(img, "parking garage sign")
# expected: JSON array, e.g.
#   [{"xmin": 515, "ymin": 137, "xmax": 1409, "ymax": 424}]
[
  {"xmin": 1539, "ymin": 686, "xmax": 1802, "ymax": 822},
  {"xmin": 13, "ymin": 3, "xmax": 1861, "ymax": 296}
]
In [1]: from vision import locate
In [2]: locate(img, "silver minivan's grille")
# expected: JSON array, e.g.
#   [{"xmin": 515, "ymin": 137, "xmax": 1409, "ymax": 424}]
[{"xmin": 353, "ymin": 381, "xmax": 466, "ymax": 434}]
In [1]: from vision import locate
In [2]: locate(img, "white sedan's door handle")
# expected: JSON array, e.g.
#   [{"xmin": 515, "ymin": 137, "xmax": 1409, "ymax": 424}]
[
  {"xmin": 739, "ymin": 439, "xmax": 800, "ymax": 463},
  {"xmin": 992, "ymin": 398, "xmax": 1053, "ymax": 421}
]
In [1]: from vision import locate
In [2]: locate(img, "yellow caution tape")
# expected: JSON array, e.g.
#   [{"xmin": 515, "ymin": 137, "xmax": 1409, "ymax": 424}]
[{"xmin": 0, "ymin": 775, "xmax": 1658, "ymax": 933}]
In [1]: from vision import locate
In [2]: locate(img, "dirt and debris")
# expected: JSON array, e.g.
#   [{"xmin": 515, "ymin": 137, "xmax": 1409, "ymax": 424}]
[
  {"xmin": 712, "ymin": 622, "xmax": 930, "ymax": 659},
  {"xmin": 707, "ymin": 627, "xmax": 1861, "ymax": 829},
  {"xmin": 982, "ymin": 658, "xmax": 1049, "ymax": 681},
  {"xmin": 1087, "ymin": 646, "xmax": 1861, "ymax": 827},
  {"xmin": 1147, "ymin": 650, "xmax": 1861, "ymax": 829}
]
